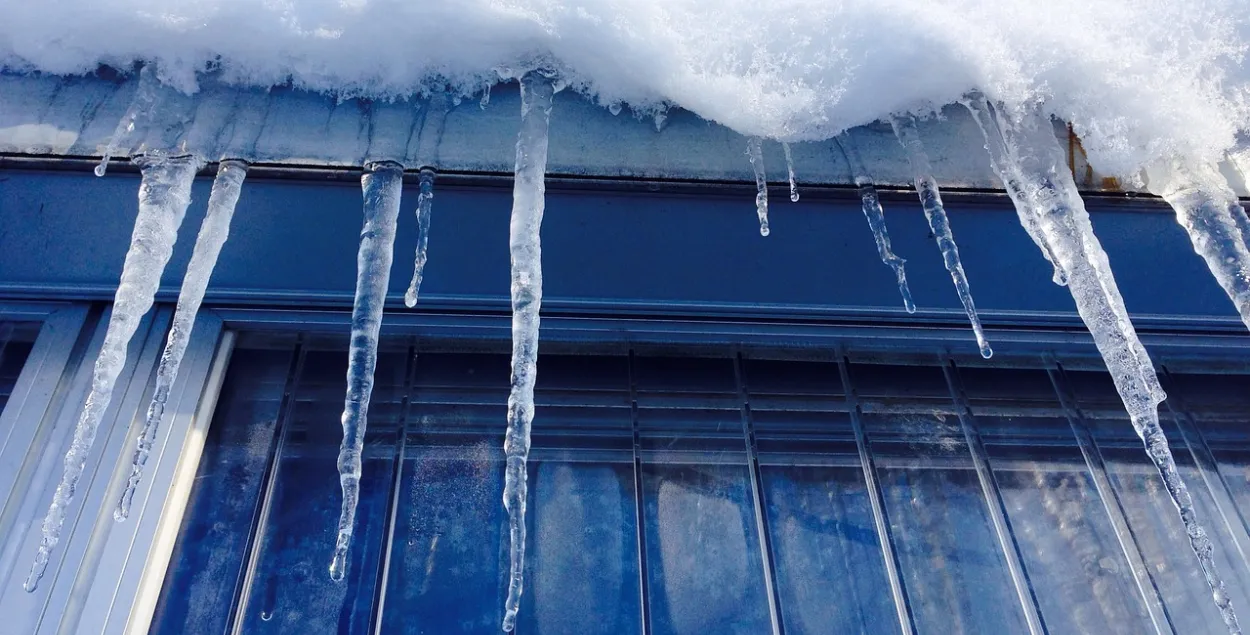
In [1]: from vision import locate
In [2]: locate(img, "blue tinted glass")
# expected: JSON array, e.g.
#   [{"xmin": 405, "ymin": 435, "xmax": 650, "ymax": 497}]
[{"xmin": 0, "ymin": 322, "xmax": 37, "ymax": 415}]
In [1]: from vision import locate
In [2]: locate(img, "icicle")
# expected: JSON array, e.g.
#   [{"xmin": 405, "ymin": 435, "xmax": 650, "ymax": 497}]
[
  {"xmin": 608, "ymin": 102, "xmax": 623, "ymax": 116},
  {"xmin": 501, "ymin": 70, "xmax": 555, "ymax": 633},
  {"xmin": 782, "ymin": 142, "xmax": 800, "ymax": 202},
  {"xmin": 26, "ymin": 152, "xmax": 201, "ymax": 591},
  {"xmin": 976, "ymin": 102, "xmax": 1240, "ymax": 634},
  {"xmin": 96, "ymin": 65, "xmax": 162, "ymax": 177},
  {"xmin": 746, "ymin": 137, "xmax": 771, "ymax": 236},
  {"xmin": 481, "ymin": 82, "xmax": 493, "ymax": 110},
  {"xmin": 891, "ymin": 115, "xmax": 992, "ymax": 358},
  {"xmin": 835, "ymin": 133, "xmax": 916, "ymax": 313},
  {"xmin": 403, "ymin": 168, "xmax": 436, "ymax": 308},
  {"xmin": 329, "ymin": 160, "xmax": 404, "ymax": 582},
  {"xmin": 115, "ymin": 159, "xmax": 247, "ymax": 522},
  {"xmin": 1229, "ymin": 144, "xmax": 1250, "ymax": 250},
  {"xmin": 1149, "ymin": 159, "xmax": 1250, "ymax": 331},
  {"xmin": 963, "ymin": 97, "xmax": 1068, "ymax": 287}
]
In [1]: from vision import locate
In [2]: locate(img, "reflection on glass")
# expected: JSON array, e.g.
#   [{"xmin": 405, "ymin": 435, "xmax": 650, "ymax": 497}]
[{"xmin": 642, "ymin": 463, "xmax": 773, "ymax": 635}]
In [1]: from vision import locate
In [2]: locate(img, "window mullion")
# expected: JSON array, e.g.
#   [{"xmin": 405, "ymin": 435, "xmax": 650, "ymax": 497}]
[{"xmin": 626, "ymin": 349, "xmax": 652, "ymax": 635}]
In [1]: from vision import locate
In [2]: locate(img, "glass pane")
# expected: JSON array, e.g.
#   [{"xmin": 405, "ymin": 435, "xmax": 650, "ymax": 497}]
[
  {"xmin": 0, "ymin": 322, "xmax": 39, "ymax": 415},
  {"xmin": 867, "ymin": 409, "xmax": 1031, "ymax": 634},
  {"xmin": 235, "ymin": 347, "xmax": 406, "ymax": 634},
  {"xmin": 151, "ymin": 343, "xmax": 294, "ymax": 635}
]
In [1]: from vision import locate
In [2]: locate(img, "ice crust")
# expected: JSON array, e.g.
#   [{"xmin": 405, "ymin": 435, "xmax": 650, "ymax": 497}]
[{"xmin": 1, "ymin": 0, "xmax": 1247, "ymax": 178}]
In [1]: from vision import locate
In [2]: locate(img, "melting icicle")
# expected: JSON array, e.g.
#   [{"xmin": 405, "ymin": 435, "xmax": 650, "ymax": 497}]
[
  {"xmin": 835, "ymin": 133, "xmax": 916, "ymax": 313},
  {"xmin": 1149, "ymin": 159, "xmax": 1250, "ymax": 331},
  {"xmin": 746, "ymin": 137, "xmax": 771, "ymax": 236},
  {"xmin": 891, "ymin": 115, "xmax": 992, "ymax": 358},
  {"xmin": 782, "ymin": 142, "xmax": 800, "ymax": 202},
  {"xmin": 976, "ymin": 102, "xmax": 1241, "ymax": 634},
  {"xmin": 403, "ymin": 168, "xmax": 436, "ymax": 308},
  {"xmin": 329, "ymin": 160, "xmax": 404, "ymax": 582},
  {"xmin": 963, "ymin": 97, "xmax": 1068, "ymax": 287},
  {"xmin": 501, "ymin": 70, "xmax": 555, "ymax": 633},
  {"xmin": 26, "ymin": 152, "xmax": 201, "ymax": 591},
  {"xmin": 608, "ymin": 102, "xmax": 623, "ymax": 116},
  {"xmin": 481, "ymin": 82, "xmax": 493, "ymax": 110},
  {"xmin": 96, "ymin": 65, "xmax": 162, "ymax": 177},
  {"xmin": 115, "ymin": 159, "xmax": 247, "ymax": 521}
]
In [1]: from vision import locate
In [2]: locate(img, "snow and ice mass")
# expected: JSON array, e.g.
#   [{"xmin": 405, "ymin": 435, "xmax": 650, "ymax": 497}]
[{"xmin": 5, "ymin": 0, "xmax": 1250, "ymax": 632}]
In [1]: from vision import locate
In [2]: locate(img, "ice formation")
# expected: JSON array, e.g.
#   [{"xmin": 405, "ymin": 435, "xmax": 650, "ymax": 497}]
[
  {"xmin": 403, "ymin": 168, "xmax": 436, "ymax": 308},
  {"xmin": 330, "ymin": 161, "xmax": 404, "ymax": 582},
  {"xmin": 970, "ymin": 98, "xmax": 1240, "ymax": 633},
  {"xmin": 891, "ymin": 115, "xmax": 992, "ymax": 358},
  {"xmin": 746, "ymin": 137, "xmax": 771, "ymax": 236},
  {"xmin": 27, "ymin": 152, "xmax": 201, "ymax": 591},
  {"xmin": 782, "ymin": 142, "xmax": 800, "ymax": 202},
  {"xmin": 116, "ymin": 158, "xmax": 247, "ymax": 521},
  {"xmin": 835, "ymin": 134, "xmax": 916, "ymax": 313},
  {"xmin": 95, "ymin": 64, "xmax": 161, "ymax": 177},
  {"xmin": 502, "ymin": 70, "xmax": 556, "ymax": 633}
]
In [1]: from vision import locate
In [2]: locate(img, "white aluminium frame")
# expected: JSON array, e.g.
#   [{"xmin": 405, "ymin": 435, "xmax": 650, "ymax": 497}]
[{"xmin": 0, "ymin": 301, "xmax": 234, "ymax": 635}]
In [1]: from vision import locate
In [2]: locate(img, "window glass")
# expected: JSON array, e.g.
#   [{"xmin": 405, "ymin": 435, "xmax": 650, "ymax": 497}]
[{"xmin": 0, "ymin": 322, "xmax": 39, "ymax": 415}]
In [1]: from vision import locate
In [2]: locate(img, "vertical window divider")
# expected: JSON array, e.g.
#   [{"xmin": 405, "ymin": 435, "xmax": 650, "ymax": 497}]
[
  {"xmin": 732, "ymin": 352, "xmax": 785, "ymax": 635},
  {"xmin": 1045, "ymin": 362, "xmax": 1174, "ymax": 635},
  {"xmin": 368, "ymin": 340, "xmax": 419, "ymax": 635},
  {"xmin": 939, "ymin": 357, "xmax": 1046, "ymax": 635},
  {"xmin": 836, "ymin": 354, "xmax": 916, "ymax": 635},
  {"xmin": 227, "ymin": 337, "xmax": 308, "ymax": 635},
  {"xmin": 625, "ymin": 349, "xmax": 652, "ymax": 635},
  {"xmin": 1157, "ymin": 367, "xmax": 1250, "ymax": 571}
]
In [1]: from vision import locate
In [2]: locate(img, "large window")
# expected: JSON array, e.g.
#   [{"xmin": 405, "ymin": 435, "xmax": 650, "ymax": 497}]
[{"xmin": 152, "ymin": 333, "xmax": 1250, "ymax": 635}]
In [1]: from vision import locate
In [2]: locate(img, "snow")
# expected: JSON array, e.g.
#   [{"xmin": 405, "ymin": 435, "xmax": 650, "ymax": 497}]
[
  {"xmin": 502, "ymin": 70, "xmax": 556, "ymax": 632},
  {"xmin": 116, "ymin": 158, "xmax": 247, "ymax": 522},
  {"xmin": 27, "ymin": 152, "xmax": 201, "ymax": 591},
  {"xmin": 330, "ymin": 161, "xmax": 404, "ymax": 582},
  {"xmin": 1, "ymin": 0, "xmax": 1247, "ymax": 179}
]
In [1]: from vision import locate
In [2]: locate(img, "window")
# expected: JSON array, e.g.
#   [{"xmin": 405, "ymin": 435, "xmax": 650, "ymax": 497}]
[
  {"xmin": 0, "ymin": 322, "xmax": 39, "ymax": 415},
  {"xmin": 151, "ymin": 333, "xmax": 1250, "ymax": 635}
]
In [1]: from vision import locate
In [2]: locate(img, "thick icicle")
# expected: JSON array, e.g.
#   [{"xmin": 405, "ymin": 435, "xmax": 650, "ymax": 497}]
[
  {"xmin": 891, "ymin": 115, "xmax": 992, "ymax": 358},
  {"xmin": 782, "ymin": 142, "xmax": 800, "ymax": 202},
  {"xmin": 329, "ymin": 161, "xmax": 404, "ymax": 582},
  {"xmin": 1149, "ymin": 159, "xmax": 1250, "ymax": 331},
  {"xmin": 835, "ymin": 134, "xmax": 916, "ymax": 313},
  {"xmin": 115, "ymin": 159, "xmax": 247, "ymax": 521},
  {"xmin": 403, "ymin": 168, "xmax": 436, "ymax": 308},
  {"xmin": 96, "ymin": 65, "xmax": 162, "ymax": 177},
  {"xmin": 976, "ymin": 102, "xmax": 1240, "ymax": 634},
  {"xmin": 963, "ymin": 97, "xmax": 1068, "ymax": 287},
  {"xmin": 26, "ymin": 152, "xmax": 201, "ymax": 591},
  {"xmin": 746, "ymin": 137, "xmax": 771, "ymax": 236},
  {"xmin": 501, "ymin": 70, "xmax": 555, "ymax": 633}
]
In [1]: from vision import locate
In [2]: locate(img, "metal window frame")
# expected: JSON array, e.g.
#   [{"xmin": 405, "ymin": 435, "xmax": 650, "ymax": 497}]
[{"xmin": 0, "ymin": 300, "xmax": 233, "ymax": 635}]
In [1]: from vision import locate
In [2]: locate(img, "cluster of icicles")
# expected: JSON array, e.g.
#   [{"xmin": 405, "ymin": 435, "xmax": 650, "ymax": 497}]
[{"xmin": 19, "ymin": 64, "xmax": 1250, "ymax": 634}]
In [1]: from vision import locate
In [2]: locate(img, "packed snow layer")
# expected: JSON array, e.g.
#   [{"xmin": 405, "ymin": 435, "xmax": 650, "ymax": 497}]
[{"xmin": 1, "ymin": 0, "xmax": 1247, "ymax": 180}]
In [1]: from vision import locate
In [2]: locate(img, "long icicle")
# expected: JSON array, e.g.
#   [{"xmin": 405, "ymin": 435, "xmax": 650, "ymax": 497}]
[
  {"xmin": 891, "ymin": 115, "xmax": 992, "ymax": 358},
  {"xmin": 502, "ymin": 70, "xmax": 555, "ymax": 633},
  {"xmin": 963, "ymin": 97, "xmax": 1068, "ymax": 287},
  {"xmin": 746, "ymin": 137, "xmax": 771, "ymax": 236},
  {"xmin": 1149, "ymin": 159, "xmax": 1250, "ymax": 331},
  {"xmin": 96, "ymin": 65, "xmax": 162, "ymax": 177},
  {"xmin": 329, "ymin": 160, "xmax": 404, "ymax": 582},
  {"xmin": 26, "ymin": 152, "xmax": 201, "ymax": 592},
  {"xmin": 782, "ymin": 141, "xmax": 800, "ymax": 202},
  {"xmin": 835, "ymin": 133, "xmax": 916, "ymax": 313},
  {"xmin": 403, "ymin": 168, "xmax": 436, "ymax": 308},
  {"xmin": 115, "ymin": 159, "xmax": 247, "ymax": 521},
  {"xmin": 975, "ymin": 100, "xmax": 1240, "ymax": 634}
]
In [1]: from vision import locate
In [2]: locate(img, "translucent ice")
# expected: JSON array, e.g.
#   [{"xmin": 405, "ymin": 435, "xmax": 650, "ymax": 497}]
[
  {"xmin": 836, "ymin": 133, "xmax": 915, "ymax": 313},
  {"xmin": 746, "ymin": 137, "xmax": 770, "ymax": 236},
  {"xmin": 403, "ymin": 168, "xmax": 436, "ymax": 308}
]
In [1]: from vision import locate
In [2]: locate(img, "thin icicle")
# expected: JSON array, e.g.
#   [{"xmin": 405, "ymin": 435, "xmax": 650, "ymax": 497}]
[
  {"xmin": 115, "ymin": 159, "xmax": 247, "ymax": 522},
  {"xmin": 501, "ymin": 70, "xmax": 555, "ymax": 633},
  {"xmin": 96, "ymin": 65, "xmax": 162, "ymax": 177},
  {"xmin": 782, "ymin": 142, "xmax": 800, "ymax": 202},
  {"xmin": 891, "ymin": 115, "xmax": 992, "ymax": 358},
  {"xmin": 977, "ymin": 102, "xmax": 1240, "ymax": 634},
  {"xmin": 746, "ymin": 137, "xmax": 771, "ymax": 236},
  {"xmin": 1149, "ymin": 159, "xmax": 1250, "ymax": 331},
  {"xmin": 1229, "ymin": 144, "xmax": 1250, "ymax": 250},
  {"xmin": 26, "ymin": 152, "xmax": 201, "ymax": 592},
  {"xmin": 403, "ymin": 168, "xmax": 436, "ymax": 308},
  {"xmin": 963, "ymin": 97, "xmax": 1068, "ymax": 287},
  {"xmin": 835, "ymin": 133, "xmax": 916, "ymax": 313},
  {"xmin": 329, "ymin": 160, "xmax": 404, "ymax": 582},
  {"xmin": 481, "ymin": 82, "xmax": 493, "ymax": 110}
]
